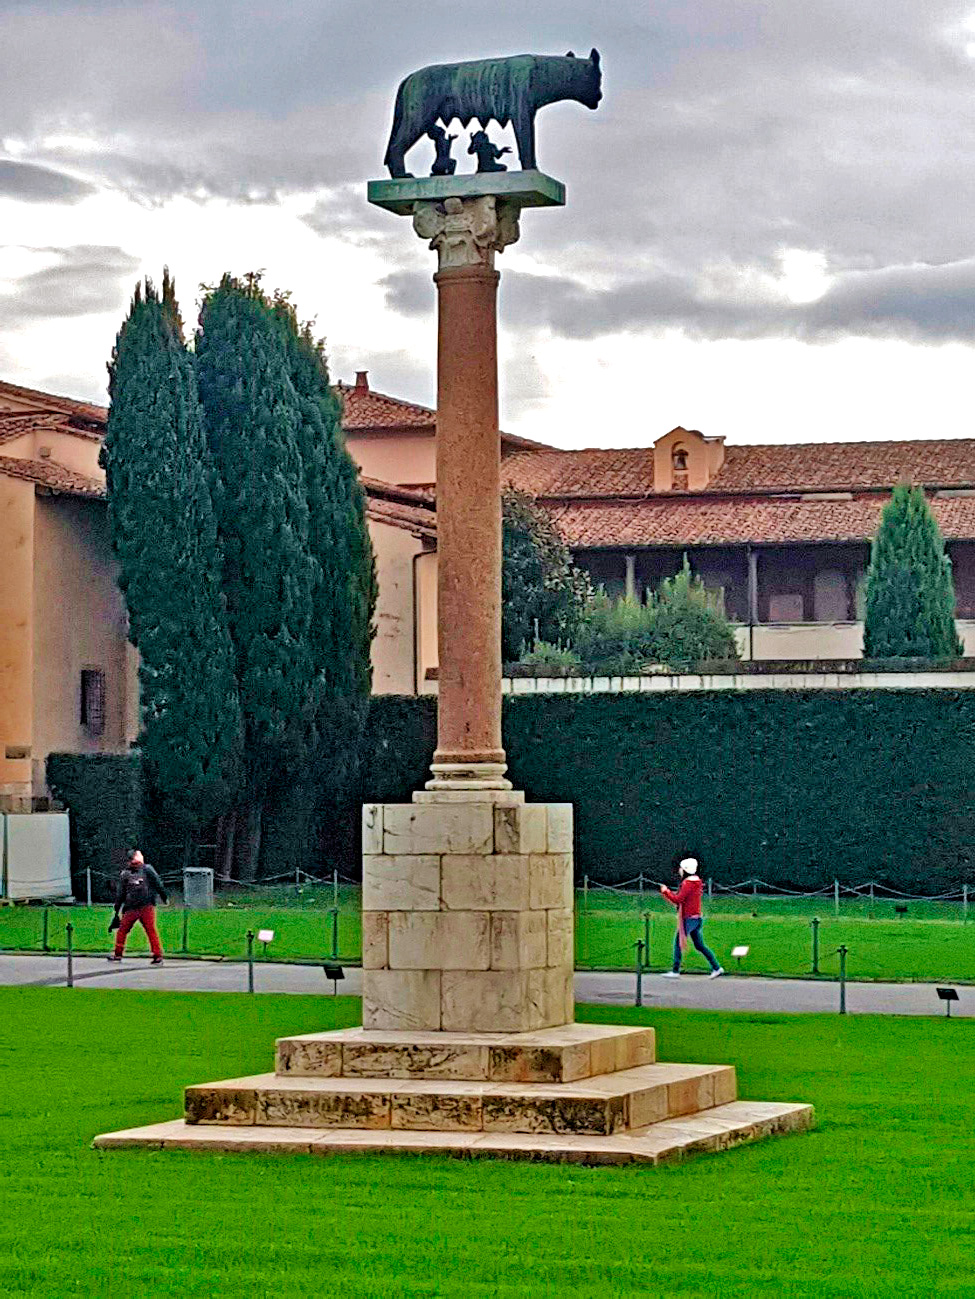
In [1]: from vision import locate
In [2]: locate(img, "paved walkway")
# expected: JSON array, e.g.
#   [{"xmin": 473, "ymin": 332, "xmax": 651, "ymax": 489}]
[{"xmin": 1, "ymin": 953, "xmax": 969, "ymax": 1016}]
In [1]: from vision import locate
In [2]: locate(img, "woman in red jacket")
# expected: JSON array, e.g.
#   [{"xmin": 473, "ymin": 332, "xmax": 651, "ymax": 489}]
[{"xmin": 660, "ymin": 857, "xmax": 724, "ymax": 978}]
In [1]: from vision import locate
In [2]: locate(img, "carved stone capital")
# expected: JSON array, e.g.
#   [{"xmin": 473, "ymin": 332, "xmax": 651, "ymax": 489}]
[{"xmin": 412, "ymin": 195, "xmax": 520, "ymax": 269}]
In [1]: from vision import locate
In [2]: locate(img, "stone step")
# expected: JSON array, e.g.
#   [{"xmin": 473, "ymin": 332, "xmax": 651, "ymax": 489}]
[
  {"xmin": 94, "ymin": 1100, "xmax": 813, "ymax": 1166},
  {"xmin": 275, "ymin": 1023, "xmax": 656, "ymax": 1083},
  {"xmin": 184, "ymin": 1061, "xmax": 735, "ymax": 1137}
]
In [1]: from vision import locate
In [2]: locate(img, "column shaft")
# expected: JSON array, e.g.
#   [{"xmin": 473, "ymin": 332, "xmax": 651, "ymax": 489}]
[{"xmin": 433, "ymin": 264, "xmax": 505, "ymax": 769}]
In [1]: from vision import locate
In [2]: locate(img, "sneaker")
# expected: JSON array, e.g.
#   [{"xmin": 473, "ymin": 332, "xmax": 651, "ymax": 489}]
[
  {"xmin": 150, "ymin": 957, "xmax": 164, "ymax": 966},
  {"xmin": 107, "ymin": 955, "xmax": 122, "ymax": 963},
  {"xmin": 709, "ymin": 967, "xmax": 725, "ymax": 979},
  {"xmin": 660, "ymin": 971, "xmax": 681, "ymax": 979}
]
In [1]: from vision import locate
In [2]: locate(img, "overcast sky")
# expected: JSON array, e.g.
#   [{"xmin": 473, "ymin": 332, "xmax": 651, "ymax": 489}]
[{"xmin": 3, "ymin": 1, "xmax": 975, "ymax": 447}]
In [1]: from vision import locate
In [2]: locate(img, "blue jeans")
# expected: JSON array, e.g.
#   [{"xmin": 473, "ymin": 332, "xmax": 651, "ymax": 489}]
[{"xmin": 673, "ymin": 917, "xmax": 721, "ymax": 972}]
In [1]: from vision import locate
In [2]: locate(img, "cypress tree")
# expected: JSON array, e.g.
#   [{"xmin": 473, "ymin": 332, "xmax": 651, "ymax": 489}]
[
  {"xmin": 194, "ymin": 275, "xmax": 320, "ymax": 876},
  {"xmin": 101, "ymin": 273, "xmax": 243, "ymax": 846},
  {"xmin": 261, "ymin": 296, "xmax": 377, "ymax": 867},
  {"xmin": 863, "ymin": 484, "xmax": 963, "ymax": 660}
]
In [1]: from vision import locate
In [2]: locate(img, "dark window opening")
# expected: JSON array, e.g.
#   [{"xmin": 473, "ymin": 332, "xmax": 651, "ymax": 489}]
[{"xmin": 81, "ymin": 668, "xmax": 106, "ymax": 735}]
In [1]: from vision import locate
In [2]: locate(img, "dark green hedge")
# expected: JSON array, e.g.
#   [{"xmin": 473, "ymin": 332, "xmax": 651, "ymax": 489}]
[
  {"xmin": 363, "ymin": 691, "xmax": 975, "ymax": 892},
  {"xmin": 46, "ymin": 753, "xmax": 143, "ymax": 901}
]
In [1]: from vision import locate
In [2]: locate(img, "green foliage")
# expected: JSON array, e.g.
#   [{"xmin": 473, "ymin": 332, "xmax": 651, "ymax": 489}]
[
  {"xmin": 501, "ymin": 489, "xmax": 591, "ymax": 661},
  {"xmin": 572, "ymin": 593, "xmax": 657, "ymax": 673},
  {"xmin": 571, "ymin": 561, "xmax": 739, "ymax": 673},
  {"xmin": 195, "ymin": 275, "xmax": 320, "ymax": 789},
  {"xmin": 46, "ymin": 753, "xmax": 142, "ymax": 901},
  {"xmin": 864, "ymin": 484, "xmax": 963, "ymax": 659},
  {"xmin": 362, "ymin": 691, "xmax": 975, "ymax": 893},
  {"xmin": 518, "ymin": 641, "xmax": 583, "ymax": 669},
  {"xmin": 353, "ymin": 695, "xmax": 438, "ymax": 808},
  {"xmin": 102, "ymin": 273, "xmax": 242, "ymax": 833},
  {"xmin": 649, "ymin": 558, "xmax": 740, "ymax": 670}
]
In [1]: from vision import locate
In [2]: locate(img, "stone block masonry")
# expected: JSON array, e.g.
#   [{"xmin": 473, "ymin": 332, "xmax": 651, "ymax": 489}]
[{"xmin": 362, "ymin": 797, "xmax": 574, "ymax": 1033}]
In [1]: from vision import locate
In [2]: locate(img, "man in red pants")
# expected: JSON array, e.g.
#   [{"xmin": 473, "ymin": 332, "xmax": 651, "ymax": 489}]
[{"xmin": 109, "ymin": 849, "xmax": 168, "ymax": 964}]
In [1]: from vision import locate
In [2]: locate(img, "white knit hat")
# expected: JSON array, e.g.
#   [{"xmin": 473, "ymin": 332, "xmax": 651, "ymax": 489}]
[{"xmin": 679, "ymin": 857, "xmax": 698, "ymax": 875}]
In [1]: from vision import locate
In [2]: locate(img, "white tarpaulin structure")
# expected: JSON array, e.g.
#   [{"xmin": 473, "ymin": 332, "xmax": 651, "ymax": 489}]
[{"xmin": 1, "ymin": 813, "xmax": 72, "ymax": 900}]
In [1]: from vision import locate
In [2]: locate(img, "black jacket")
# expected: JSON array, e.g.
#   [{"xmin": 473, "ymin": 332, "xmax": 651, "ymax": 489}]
[{"xmin": 115, "ymin": 864, "xmax": 168, "ymax": 912}]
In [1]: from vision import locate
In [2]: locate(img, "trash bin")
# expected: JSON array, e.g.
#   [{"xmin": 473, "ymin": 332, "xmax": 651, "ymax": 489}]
[{"xmin": 183, "ymin": 866, "xmax": 214, "ymax": 910}]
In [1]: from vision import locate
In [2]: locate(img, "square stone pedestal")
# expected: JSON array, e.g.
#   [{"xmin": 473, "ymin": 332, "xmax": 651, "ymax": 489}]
[{"xmin": 361, "ymin": 791, "xmax": 574, "ymax": 1033}]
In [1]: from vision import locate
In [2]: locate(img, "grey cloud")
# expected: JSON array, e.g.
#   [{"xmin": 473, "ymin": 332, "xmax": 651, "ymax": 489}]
[
  {"xmin": 492, "ymin": 258, "xmax": 975, "ymax": 344},
  {"xmin": 0, "ymin": 161, "xmax": 96, "ymax": 204},
  {"xmin": 5, "ymin": 1, "xmax": 975, "ymax": 347},
  {"xmin": 1, "ymin": 245, "xmax": 140, "ymax": 324}
]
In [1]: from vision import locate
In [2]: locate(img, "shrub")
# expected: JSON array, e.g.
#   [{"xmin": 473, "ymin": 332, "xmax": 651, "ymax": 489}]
[
  {"xmin": 573, "ymin": 594, "xmax": 657, "ymax": 673},
  {"xmin": 46, "ymin": 753, "xmax": 143, "ymax": 901},
  {"xmin": 356, "ymin": 691, "xmax": 975, "ymax": 893},
  {"xmin": 518, "ymin": 642, "xmax": 583, "ymax": 670},
  {"xmin": 648, "ymin": 560, "xmax": 739, "ymax": 670}
]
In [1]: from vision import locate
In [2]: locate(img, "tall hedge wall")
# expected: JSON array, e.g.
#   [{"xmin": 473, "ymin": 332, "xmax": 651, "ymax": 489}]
[
  {"xmin": 362, "ymin": 691, "xmax": 975, "ymax": 892},
  {"xmin": 46, "ymin": 753, "xmax": 143, "ymax": 901}
]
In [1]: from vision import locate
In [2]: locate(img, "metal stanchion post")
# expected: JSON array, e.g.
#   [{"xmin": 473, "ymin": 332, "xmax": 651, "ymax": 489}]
[
  {"xmin": 707, "ymin": 876, "xmax": 713, "ymax": 899},
  {"xmin": 642, "ymin": 912, "xmax": 651, "ymax": 969},
  {"xmin": 295, "ymin": 864, "xmax": 300, "ymax": 898},
  {"xmin": 964, "ymin": 884, "xmax": 969, "ymax": 926},
  {"xmin": 638, "ymin": 872, "xmax": 644, "ymax": 906},
  {"xmin": 332, "ymin": 868, "xmax": 339, "ymax": 910},
  {"xmin": 811, "ymin": 916, "xmax": 820, "ymax": 975},
  {"xmin": 181, "ymin": 908, "xmax": 189, "ymax": 955},
  {"xmin": 834, "ymin": 879, "xmax": 840, "ymax": 917},
  {"xmin": 86, "ymin": 867, "xmax": 92, "ymax": 908},
  {"xmin": 330, "ymin": 907, "xmax": 339, "ymax": 960},
  {"xmin": 246, "ymin": 930, "xmax": 254, "ymax": 994},
  {"xmin": 42, "ymin": 906, "xmax": 49, "ymax": 953},
  {"xmin": 752, "ymin": 878, "xmax": 758, "ymax": 897},
  {"xmin": 66, "ymin": 922, "xmax": 74, "ymax": 988},
  {"xmin": 838, "ymin": 944, "xmax": 847, "ymax": 1015},
  {"xmin": 634, "ymin": 939, "xmax": 644, "ymax": 1007}
]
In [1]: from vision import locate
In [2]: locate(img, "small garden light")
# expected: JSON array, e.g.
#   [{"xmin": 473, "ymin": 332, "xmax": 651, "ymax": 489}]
[
  {"xmin": 731, "ymin": 944, "xmax": 749, "ymax": 971},
  {"xmin": 258, "ymin": 928, "xmax": 274, "ymax": 959}
]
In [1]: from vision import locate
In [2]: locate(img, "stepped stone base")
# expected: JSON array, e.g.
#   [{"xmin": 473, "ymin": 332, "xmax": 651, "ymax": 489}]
[
  {"xmin": 95, "ymin": 1102, "xmax": 812, "ymax": 1165},
  {"xmin": 93, "ymin": 1022, "xmax": 814, "ymax": 1167}
]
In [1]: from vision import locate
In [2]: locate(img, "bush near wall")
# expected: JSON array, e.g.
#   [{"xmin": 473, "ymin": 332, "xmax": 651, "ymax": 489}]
[
  {"xmin": 363, "ymin": 692, "xmax": 975, "ymax": 893},
  {"xmin": 46, "ymin": 753, "xmax": 143, "ymax": 902}
]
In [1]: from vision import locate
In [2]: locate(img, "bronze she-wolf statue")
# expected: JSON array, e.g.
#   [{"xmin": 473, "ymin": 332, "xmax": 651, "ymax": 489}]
[{"xmin": 383, "ymin": 49, "xmax": 602, "ymax": 178}]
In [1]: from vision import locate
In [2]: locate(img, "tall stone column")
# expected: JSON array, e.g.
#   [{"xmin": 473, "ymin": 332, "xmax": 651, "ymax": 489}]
[
  {"xmin": 419, "ymin": 196, "xmax": 516, "ymax": 788},
  {"xmin": 357, "ymin": 188, "xmax": 574, "ymax": 1033}
]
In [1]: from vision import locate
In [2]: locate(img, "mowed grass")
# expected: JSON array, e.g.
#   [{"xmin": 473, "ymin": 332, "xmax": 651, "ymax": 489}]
[
  {"xmin": 3, "ymin": 884, "xmax": 974, "ymax": 983},
  {"xmin": 0, "ymin": 989, "xmax": 972, "ymax": 1297}
]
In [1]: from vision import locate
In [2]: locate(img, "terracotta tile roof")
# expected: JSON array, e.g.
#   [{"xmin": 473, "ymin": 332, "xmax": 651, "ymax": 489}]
[
  {"xmin": 361, "ymin": 475, "xmax": 436, "ymax": 538},
  {"xmin": 0, "ymin": 380, "xmax": 107, "ymax": 429},
  {"xmin": 505, "ymin": 438, "xmax": 975, "ymax": 500},
  {"xmin": 550, "ymin": 494, "xmax": 975, "ymax": 549},
  {"xmin": 711, "ymin": 440, "xmax": 975, "ymax": 493},
  {"xmin": 0, "ymin": 455, "xmax": 105, "ymax": 499},
  {"xmin": 337, "ymin": 378, "xmax": 550, "ymax": 451},
  {"xmin": 366, "ymin": 496, "xmax": 437, "ymax": 538},
  {"xmin": 504, "ymin": 447, "xmax": 657, "ymax": 498},
  {"xmin": 337, "ymin": 381, "xmax": 435, "ymax": 431},
  {"xmin": 0, "ymin": 411, "xmax": 73, "ymax": 446}
]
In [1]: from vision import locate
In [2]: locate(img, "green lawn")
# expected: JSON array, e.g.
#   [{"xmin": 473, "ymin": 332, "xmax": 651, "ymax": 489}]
[
  {"xmin": 3, "ymin": 885, "xmax": 974, "ymax": 983},
  {"xmin": 0, "ymin": 989, "xmax": 972, "ymax": 1297}
]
